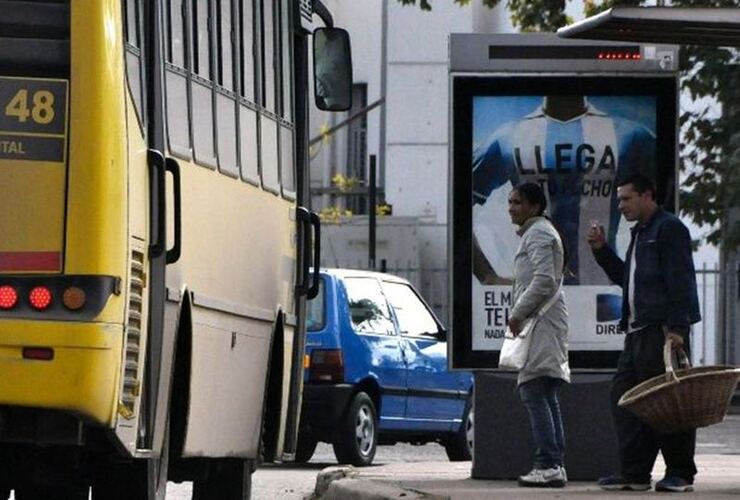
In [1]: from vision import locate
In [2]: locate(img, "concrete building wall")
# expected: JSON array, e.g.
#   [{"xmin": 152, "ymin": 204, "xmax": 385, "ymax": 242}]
[{"xmin": 308, "ymin": 2, "xmax": 513, "ymax": 315}]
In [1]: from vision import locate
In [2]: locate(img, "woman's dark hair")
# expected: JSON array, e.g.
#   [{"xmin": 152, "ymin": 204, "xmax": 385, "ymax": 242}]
[
  {"xmin": 512, "ymin": 182, "xmax": 571, "ymax": 275},
  {"xmin": 513, "ymin": 182, "xmax": 547, "ymax": 216}
]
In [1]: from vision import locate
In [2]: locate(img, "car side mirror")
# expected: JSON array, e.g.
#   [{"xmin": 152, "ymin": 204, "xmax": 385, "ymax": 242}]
[
  {"xmin": 313, "ymin": 27, "xmax": 353, "ymax": 111},
  {"xmin": 435, "ymin": 327, "xmax": 448, "ymax": 342}
]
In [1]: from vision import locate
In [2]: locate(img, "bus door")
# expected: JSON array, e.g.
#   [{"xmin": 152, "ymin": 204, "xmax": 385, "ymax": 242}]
[{"xmin": 114, "ymin": 0, "xmax": 178, "ymax": 459}]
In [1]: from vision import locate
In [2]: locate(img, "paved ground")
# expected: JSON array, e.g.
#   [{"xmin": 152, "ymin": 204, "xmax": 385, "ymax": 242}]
[
  {"xmin": 313, "ymin": 415, "xmax": 740, "ymax": 500},
  {"xmin": 7, "ymin": 415, "xmax": 740, "ymax": 499},
  {"xmin": 316, "ymin": 455, "xmax": 740, "ymax": 499}
]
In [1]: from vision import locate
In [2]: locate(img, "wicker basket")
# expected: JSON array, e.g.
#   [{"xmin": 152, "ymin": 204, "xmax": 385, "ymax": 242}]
[{"xmin": 618, "ymin": 339, "xmax": 740, "ymax": 434}]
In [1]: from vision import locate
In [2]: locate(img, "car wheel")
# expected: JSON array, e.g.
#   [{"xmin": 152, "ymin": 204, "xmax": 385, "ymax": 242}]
[
  {"xmin": 444, "ymin": 398, "xmax": 473, "ymax": 461},
  {"xmin": 294, "ymin": 433, "xmax": 318, "ymax": 463},
  {"xmin": 332, "ymin": 392, "xmax": 378, "ymax": 467}
]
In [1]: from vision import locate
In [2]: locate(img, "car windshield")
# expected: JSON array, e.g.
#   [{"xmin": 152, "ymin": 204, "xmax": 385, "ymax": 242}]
[{"xmin": 306, "ymin": 278, "xmax": 325, "ymax": 331}]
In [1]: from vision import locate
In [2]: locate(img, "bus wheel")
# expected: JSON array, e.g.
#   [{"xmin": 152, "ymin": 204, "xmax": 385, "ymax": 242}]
[
  {"xmin": 332, "ymin": 392, "xmax": 378, "ymax": 467},
  {"xmin": 15, "ymin": 483, "xmax": 88, "ymax": 500},
  {"xmin": 15, "ymin": 458, "xmax": 89, "ymax": 500},
  {"xmin": 92, "ymin": 422, "xmax": 169, "ymax": 500},
  {"xmin": 192, "ymin": 458, "xmax": 254, "ymax": 500},
  {"xmin": 91, "ymin": 453, "xmax": 167, "ymax": 500}
]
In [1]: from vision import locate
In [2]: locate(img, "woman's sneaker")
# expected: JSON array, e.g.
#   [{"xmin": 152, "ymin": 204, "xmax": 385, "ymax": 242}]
[
  {"xmin": 518, "ymin": 466, "xmax": 566, "ymax": 488},
  {"xmin": 598, "ymin": 474, "xmax": 651, "ymax": 491}
]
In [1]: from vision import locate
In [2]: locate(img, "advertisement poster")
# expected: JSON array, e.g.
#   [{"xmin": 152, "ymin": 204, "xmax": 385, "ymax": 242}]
[{"xmin": 470, "ymin": 95, "xmax": 656, "ymax": 352}]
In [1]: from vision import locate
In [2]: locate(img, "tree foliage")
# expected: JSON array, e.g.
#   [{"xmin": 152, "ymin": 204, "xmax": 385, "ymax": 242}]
[
  {"xmin": 674, "ymin": 0, "xmax": 740, "ymax": 248},
  {"xmin": 398, "ymin": 0, "xmax": 740, "ymax": 248},
  {"xmin": 396, "ymin": 0, "xmax": 498, "ymax": 11}
]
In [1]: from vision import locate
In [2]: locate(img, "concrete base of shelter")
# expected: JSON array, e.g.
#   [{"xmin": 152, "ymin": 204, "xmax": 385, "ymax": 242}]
[{"xmin": 472, "ymin": 371, "xmax": 620, "ymax": 480}]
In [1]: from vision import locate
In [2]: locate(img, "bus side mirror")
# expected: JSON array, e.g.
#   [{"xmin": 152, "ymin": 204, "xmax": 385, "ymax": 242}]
[{"xmin": 313, "ymin": 27, "xmax": 353, "ymax": 112}]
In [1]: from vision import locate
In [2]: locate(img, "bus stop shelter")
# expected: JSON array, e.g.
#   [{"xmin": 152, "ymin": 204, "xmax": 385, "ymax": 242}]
[{"xmin": 557, "ymin": 7, "xmax": 740, "ymax": 46}]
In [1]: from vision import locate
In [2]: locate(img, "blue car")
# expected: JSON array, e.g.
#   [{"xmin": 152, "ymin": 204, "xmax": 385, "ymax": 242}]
[{"xmin": 297, "ymin": 269, "xmax": 474, "ymax": 466}]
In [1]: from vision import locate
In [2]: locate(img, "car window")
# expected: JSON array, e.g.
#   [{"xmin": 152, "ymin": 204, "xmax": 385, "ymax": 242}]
[
  {"xmin": 343, "ymin": 277, "xmax": 395, "ymax": 335},
  {"xmin": 382, "ymin": 281, "xmax": 439, "ymax": 338},
  {"xmin": 306, "ymin": 278, "xmax": 325, "ymax": 331}
]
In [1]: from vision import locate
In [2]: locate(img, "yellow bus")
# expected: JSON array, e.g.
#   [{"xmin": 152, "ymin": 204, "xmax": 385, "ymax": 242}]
[{"xmin": 0, "ymin": 0, "xmax": 350, "ymax": 498}]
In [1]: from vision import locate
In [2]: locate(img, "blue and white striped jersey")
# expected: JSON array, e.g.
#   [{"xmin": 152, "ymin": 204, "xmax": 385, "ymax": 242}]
[{"xmin": 472, "ymin": 102, "xmax": 656, "ymax": 285}]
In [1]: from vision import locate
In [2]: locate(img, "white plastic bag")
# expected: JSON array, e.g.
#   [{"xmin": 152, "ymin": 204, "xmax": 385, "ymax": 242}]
[{"xmin": 499, "ymin": 319, "xmax": 536, "ymax": 370}]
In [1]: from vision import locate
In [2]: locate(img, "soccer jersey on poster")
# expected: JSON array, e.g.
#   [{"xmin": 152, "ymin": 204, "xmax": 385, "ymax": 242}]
[{"xmin": 472, "ymin": 102, "xmax": 656, "ymax": 285}]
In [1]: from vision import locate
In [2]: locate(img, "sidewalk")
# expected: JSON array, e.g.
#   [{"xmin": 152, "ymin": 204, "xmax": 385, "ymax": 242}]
[{"xmin": 310, "ymin": 455, "xmax": 740, "ymax": 500}]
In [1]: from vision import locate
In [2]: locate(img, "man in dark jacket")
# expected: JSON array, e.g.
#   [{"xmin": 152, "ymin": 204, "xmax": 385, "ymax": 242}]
[{"xmin": 586, "ymin": 173, "xmax": 701, "ymax": 493}]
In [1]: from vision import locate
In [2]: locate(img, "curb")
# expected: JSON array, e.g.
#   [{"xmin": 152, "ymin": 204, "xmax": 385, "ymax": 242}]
[{"xmin": 309, "ymin": 466, "xmax": 449, "ymax": 500}]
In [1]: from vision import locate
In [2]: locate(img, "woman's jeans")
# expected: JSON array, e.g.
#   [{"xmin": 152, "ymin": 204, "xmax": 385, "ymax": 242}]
[{"xmin": 518, "ymin": 376, "xmax": 566, "ymax": 470}]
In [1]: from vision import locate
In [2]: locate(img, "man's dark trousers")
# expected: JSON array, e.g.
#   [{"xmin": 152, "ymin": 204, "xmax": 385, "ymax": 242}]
[{"xmin": 611, "ymin": 325, "xmax": 697, "ymax": 483}]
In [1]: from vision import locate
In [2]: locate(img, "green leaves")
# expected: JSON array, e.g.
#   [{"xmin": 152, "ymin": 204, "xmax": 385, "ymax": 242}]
[{"xmin": 395, "ymin": 0, "xmax": 486, "ymax": 10}]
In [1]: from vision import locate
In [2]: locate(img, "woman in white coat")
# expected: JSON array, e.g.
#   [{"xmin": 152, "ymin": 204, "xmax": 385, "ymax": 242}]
[{"xmin": 506, "ymin": 182, "xmax": 571, "ymax": 488}]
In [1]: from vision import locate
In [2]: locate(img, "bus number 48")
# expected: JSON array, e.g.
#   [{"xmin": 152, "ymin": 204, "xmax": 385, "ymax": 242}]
[{"xmin": 5, "ymin": 89, "xmax": 55, "ymax": 125}]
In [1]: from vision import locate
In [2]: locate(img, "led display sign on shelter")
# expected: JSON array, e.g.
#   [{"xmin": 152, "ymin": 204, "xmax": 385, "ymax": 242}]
[{"xmin": 449, "ymin": 34, "xmax": 679, "ymax": 371}]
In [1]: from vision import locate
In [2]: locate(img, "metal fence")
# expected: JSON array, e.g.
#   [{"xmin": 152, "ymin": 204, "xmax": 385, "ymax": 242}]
[
  {"xmin": 694, "ymin": 264, "xmax": 721, "ymax": 366},
  {"xmin": 331, "ymin": 260, "xmax": 723, "ymax": 366}
]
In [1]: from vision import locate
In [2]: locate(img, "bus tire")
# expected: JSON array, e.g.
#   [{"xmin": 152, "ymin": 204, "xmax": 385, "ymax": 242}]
[
  {"xmin": 15, "ymin": 454, "xmax": 89, "ymax": 500},
  {"xmin": 192, "ymin": 458, "xmax": 253, "ymax": 500},
  {"xmin": 332, "ymin": 392, "xmax": 377, "ymax": 467},
  {"xmin": 15, "ymin": 484, "xmax": 88, "ymax": 500},
  {"xmin": 92, "ymin": 420, "xmax": 169, "ymax": 500}
]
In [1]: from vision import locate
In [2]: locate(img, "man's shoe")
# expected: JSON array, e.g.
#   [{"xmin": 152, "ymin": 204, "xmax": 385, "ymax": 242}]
[
  {"xmin": 518, "ymin": 467, "xmax": 566, "ymax": 488},
  {"xmin": 655, "ymin": 477, "xmax": 694, "ymax": 493},
  {"xmin": 598, "ymin": 474, "xmax": 651, "ymax": 491}
]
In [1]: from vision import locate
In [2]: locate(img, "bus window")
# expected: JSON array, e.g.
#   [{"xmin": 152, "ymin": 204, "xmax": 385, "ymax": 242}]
[
  {"xmin": 193, "ymin": 0, "xmax": 212, "ymax": 79},
  {"xmin": 166, "ymin": 0, "xmax": 187, "ymax": 68},
  {"xmin": 216, "ymin": 0, "xmax": 239, "ymax": 177},
  {"xmin": 239, "ymin": 0, "xmax": 256, "ymax": 102},
  {"xmin": 192, "ymin": 0, "xmax": 217, "ymax": 167},
  {"xmin": 125, "ymin": 0, "xmax": 139, "ymax": 48},
  {"xmin": 124, "ymin": 0, "xmax": 145, "ymax": 128},
  {"xmin": 165, "ymin": 0, "xmax": 191, "ymax": 158},
  {"xmin": 217, "ymin": 0, "xmax": 234, "ymax": 90},
  {"xmin": 238, "ymin": 0, "xmax": 260, "ymax": 184},
  {"xmin": 279, "ymin": 0, "xmax": 292, "ymax": 121},
  {"xmin": 261, "ymin": 0, "xmax": 276, "ymax": 113}
]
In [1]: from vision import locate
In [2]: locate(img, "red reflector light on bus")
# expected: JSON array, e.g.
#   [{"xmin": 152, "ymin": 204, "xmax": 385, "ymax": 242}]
[
  {"xmin": 0, "ymin": 285, "xmax": 18, "ymax": 309},
  {"xmin": 29, "ymin": 286, "xmax": 52, "ymax": 310},
  {"xmin": 23, "ymin": 347, "xmax": 54, "ymax": 361}
]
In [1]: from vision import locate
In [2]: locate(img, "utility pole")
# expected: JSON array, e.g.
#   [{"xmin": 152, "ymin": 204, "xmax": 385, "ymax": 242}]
[
  {"xmin": 368, "ymin": 155, "xmax": 377, "ymax": 270},
  {"xmin": 378, "ymin": 0, "xmax": 388, "ymax": 199}
]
